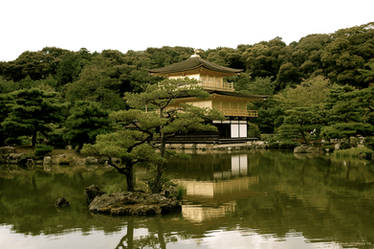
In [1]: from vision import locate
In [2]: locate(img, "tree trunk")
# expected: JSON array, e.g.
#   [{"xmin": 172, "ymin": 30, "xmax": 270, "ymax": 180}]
[
  {"xmin": 153, "ymin": 110, "xmax": 166, "ymax": 193},
  {"xmin": 299, "ymin": 125, "xmax": 308, "ymax": 144},
  {"xmin": 115, "ymin": 218, "xmax": 134, "ymax": 249},
  {"xmin": 159, "ymin": 108, "xmax": 166, "ymax": 158},
  {"xmin": 156, "ymin": 219, "xmax": 166, "ymax": 249},
  {"xmin": 77, "ymin": 143, "xmax": 83, "ymax": 153},
  {"xmin": 153, "ymin": 129, "xmax": 166, "ymax": 193},
  {"xmin": 126, "ymin": 164, "xmax": 134, "ymax": 192},
  {"xmin": 127, "ymin": 218, "xmax": 134, "ymax": 248},
  {"xmin": 107, "ymin": 158, "xmax": 135, "ymax": 192},
  {"xmin": 153, "ymin": 162, "xmax": 164, "ymax": 193},
  {"xmin": 32, "ymin": 130, "xmax": 37, "ymax": 147}
]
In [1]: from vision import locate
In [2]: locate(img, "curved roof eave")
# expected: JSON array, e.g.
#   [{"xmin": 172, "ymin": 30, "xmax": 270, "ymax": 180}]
[{"xmin": 148, "ymin": 56, "xmax": 243, "ymax": 74}]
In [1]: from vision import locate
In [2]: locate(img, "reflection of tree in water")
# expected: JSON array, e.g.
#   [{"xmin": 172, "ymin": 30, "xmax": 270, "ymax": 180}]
[
  {"xmin": 115, "ymin": 218, "xmax": 176, "ymax": 249},
  {"xmin": 0, "ymin": 167, "xmax": 128, "ymax": 235},
  {"xmin": 1, "ymin": 153, "xmax": 374, "ymax": 249},
  {"xmin": 115, "ymin": 219, "xmax": 134, "ymax": 249}
]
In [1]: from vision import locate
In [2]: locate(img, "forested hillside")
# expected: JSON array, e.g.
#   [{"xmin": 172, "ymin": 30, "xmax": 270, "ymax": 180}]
[{"xmin": 0, "ymin": 22, "xmax": 373, "ymax": 149}]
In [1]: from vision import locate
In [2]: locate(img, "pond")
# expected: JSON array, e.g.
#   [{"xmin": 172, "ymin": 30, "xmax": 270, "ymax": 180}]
[{"xmin": 1, "ymin": 151, "xmax": 374, "ymax": 249}]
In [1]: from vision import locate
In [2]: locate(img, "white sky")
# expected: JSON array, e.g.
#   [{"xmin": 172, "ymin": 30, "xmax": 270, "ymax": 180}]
[{"xmin": 0, "ymin": 0, "xmax": 373, "ymax": 61}]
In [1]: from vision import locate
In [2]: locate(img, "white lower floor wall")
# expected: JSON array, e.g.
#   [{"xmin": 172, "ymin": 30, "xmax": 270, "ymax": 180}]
[
  {"xmin": 230, "ymin": 123, "xmax": 247, "ymax": 138},
  {"xmin": 212, "ymin": 120, "xmax": 249, "ymax": 138},
  {"xmin": 230, "ymin": 121, "xmax": 247, "ymax": 138}
]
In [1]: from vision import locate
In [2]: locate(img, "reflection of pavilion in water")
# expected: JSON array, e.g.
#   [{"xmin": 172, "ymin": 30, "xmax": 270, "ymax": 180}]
[
  {"xmin": 214, "ymin": 154, "xmax": 249, "ymax": 179},
  {"xmin": 182, "ymin": 202, "xmax": 237, "ymax": 223},
  {"xmin": 176, "ymin": 154, "xmax": 259, "ymax": 222},
  {"xmin": 177, "ymin": 154, "xmax": 258, "ymax": 198}
]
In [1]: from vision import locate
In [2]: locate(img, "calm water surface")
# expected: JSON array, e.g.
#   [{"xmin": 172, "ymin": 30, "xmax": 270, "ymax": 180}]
[{"xmin": 1, "ymin": 151, "xmax": 374, "ymax": 249}]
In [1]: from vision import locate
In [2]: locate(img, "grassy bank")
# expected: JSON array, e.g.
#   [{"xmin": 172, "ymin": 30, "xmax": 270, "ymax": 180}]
[{"xmin": 333, "ymin": 147, "xmax": 373, "ymax": 160}]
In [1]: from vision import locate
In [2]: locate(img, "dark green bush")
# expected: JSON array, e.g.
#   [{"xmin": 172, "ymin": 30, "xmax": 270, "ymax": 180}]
[
  {"xmin": 34, "ymin": 144, "xmax": 53, "ymax": 158},
  {"xmin": 340, "ymin": 141, "xmax": 351, "ymax": 150},
  {"xmin": 47, "ymin": 128, "xmax": 67, "ymax": 148},
  {"xmin": 176, "ymin": 185, "xmax": 186, "ymax": 200},
  {"xmin": 248, "ymin": 122, "xmax": 260, "ymax": 138},
  {"xmin": 5, "ymin": 137, "xmax": 23, "ymax": 146},
  {"xmin": 278, "ymin": 140, "xmax": 299, "ymax": 150},
  {"xmin": 365, "ymin": 137, "xmax": 374, "ymax": 150},
  {"xmin": 322, "ymin": 123, "xmax": 374, "ymax": 139}
]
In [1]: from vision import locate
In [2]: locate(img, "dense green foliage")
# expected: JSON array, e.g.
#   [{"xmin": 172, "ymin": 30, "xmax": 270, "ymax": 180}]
[
  {"xmin": 34, "ymin": 144, "xmax": 53, "ymax": 158},
  {"xmin": 64, "ymin": 101, "xmax": 111, "ymax": 151},
  {"xmin": 321, "ymin": 86, "xmax": 374, "ymax": 139},
  {"xmin": 1, "ymin": 88, "xmax": 64, "ymax": 146},
  {"xmin": 0, "ymin": 22, "xmax": 373, "ymax": 151},
  {"xmin": 82, "ymin": 79, "xmax": 222, "ymax": 191}
]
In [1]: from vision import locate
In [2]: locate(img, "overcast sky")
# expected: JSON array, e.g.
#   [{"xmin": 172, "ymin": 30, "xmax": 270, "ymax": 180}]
[{"xmin": 0, "ymin": 0, "xmax": 373, "ymax": 61}]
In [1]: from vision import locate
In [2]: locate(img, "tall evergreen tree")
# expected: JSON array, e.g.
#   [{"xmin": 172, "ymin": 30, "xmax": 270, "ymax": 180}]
[
  {"xmin": 2, "ymin": 88, "xmax": 63, "ymax": 147},
  {"xmin": 322, "ymin": 86, "xmax": 374, "ymax": 138},
  {"xmin": 64, "ymin": 101, "xmax": 111, "ymax": 151}
]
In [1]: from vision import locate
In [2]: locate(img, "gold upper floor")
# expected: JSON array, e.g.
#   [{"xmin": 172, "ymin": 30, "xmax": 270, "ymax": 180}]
[
  {"xmin": 169, "ymin": 74, "xmax": 234, "ymax": 92},
  {"xmin": 164, "ymin": 67, "xmax": 235, "ymax": 92}
]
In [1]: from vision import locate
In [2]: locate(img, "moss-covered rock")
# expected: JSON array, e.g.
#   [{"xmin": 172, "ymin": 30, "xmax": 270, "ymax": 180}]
[
  {"xmin": 294, "ymin": 144, "xmax": 321, "ymax": 153},
  {"xmin": 88, "ymin": 192, "xmax": 181, "ymax": 216}
]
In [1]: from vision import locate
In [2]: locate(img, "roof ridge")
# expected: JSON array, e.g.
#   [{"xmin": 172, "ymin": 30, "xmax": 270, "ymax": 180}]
[{"xmin": 149, "ymin": 56, "xmax": 242, "ymax": 74}]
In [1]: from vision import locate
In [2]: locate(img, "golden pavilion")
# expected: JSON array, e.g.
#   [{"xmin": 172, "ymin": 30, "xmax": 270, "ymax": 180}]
[{"xmin": 149, "ymin": 53, "xmax": 265, "ymax": 141}]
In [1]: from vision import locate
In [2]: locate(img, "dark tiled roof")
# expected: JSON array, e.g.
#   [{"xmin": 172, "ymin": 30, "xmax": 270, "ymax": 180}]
[
  {"xmin": 174, "ymin": 90, "xmax": 267, "ymax": 99},
  {"xmin": 148, "ymin": 56, "xmax": 243, "ymax": 74},
  {"xmin": 209, "ymin": 90, "xmax": 268, "ymax": 99}
]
